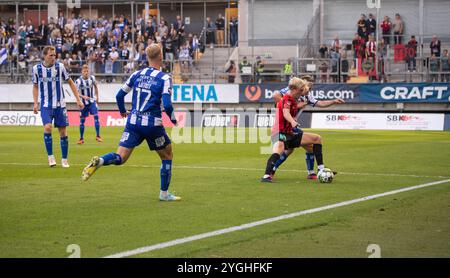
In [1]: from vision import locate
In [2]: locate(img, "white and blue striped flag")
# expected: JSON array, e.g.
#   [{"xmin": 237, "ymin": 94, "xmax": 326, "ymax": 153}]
[{"xmin": 0, "ymin": 48, "xmax": 7, "ymax": 65}]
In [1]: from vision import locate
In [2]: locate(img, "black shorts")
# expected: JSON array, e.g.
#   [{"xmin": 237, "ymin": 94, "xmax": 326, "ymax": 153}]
[{"xmin": 271, "ymin": 131, "xmax": 303, "ymax": 150}]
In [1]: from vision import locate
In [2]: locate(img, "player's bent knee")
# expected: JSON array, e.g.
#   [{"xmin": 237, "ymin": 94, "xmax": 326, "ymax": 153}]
[
  {"xmin": 158, "ymin": 144, "xmax": 173, "ymax": 160},
  {"xmin": 302, "ymin": 144, "xmax": 313, "ymax": 153},
  {"xmin": 44, "ymin": 124, "xmax": 52, "ymax": 133},
  {"xmin": 316, "ymin": 135, "xmax": 322, "ymax": 144},
  {"xmin": 58, "ymin": 127, "xmax": 67, "ymax": 137}
]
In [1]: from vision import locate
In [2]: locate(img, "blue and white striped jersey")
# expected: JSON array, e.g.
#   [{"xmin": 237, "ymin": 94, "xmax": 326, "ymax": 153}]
[
  {"xmin": 121, "ymin": 67, "xmax": 172, "ymax": 127},
  {"xmin": 75, "ymin": 75, "xmax": 97, "ymax": 106},
  {"xmin": 32, "ymin": 62, "xmax": 70, "ymax": 108},
  {"xmin": 279, "ymin": 86, "xmax": 318, "ymax": 107}
]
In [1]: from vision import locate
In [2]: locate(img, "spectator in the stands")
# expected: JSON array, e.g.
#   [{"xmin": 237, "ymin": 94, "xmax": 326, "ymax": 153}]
[
  {"xmin": 26, "ymin": 19, "xmax": 34, "ymax": 38},
  {"xmin": 205, "ymin": 17, "xmax": 215, "ymax": 45},
  {"xmin": 283, "ymin": 58, "xmax": 293, "ymax": 82},
  {"xmin": 174, "ymin": 15, "xmax": 184, "ymax": 32},
  {"xmin": 330, "ymin": 48, "xmax": 340, "ymax": 83},
  {"xmin": 177, "ymin": 20, "xmax": 186, "ymax": 48},
  {"xmin": 380, "ymin": 16, "xmax": 392, "ymax": 46},
  {"xmin": 406, "ymin": 35, "xmax": 418, "ymax": 72},
  {"xmin": 148, "ymin": 15, "xmax": 157, "ymax": 31},
  {"xmin": 38, "ymin": 19, "xmax": 48, "ymax": 46},
  {"xmin": 58, "ymin": 11, "xmax": 66, "ymax": 29},
  {"xmin": 163, "ymin": 31, "xmax": 174, "ymax": 61},
  {"xmin": 254, "ymin": 56, "xmax": 264, "ymax": 84},
  {"xmin": 357, "ymin": 14, "xmax": 368, "ymax": 38},
  {"xmin": 319, "ymin": 44, "xmax": 328, "ymax": 59},
  {"xmin": 191, "ymin": 34, "xmax": 200, "ymax": 62},
  {"xmin": 84, "ymin": 31, "xmax": 96, "ymax": 48},
  {"xmin": 69, "ymin": 52, "xmax": 82, "ymax": 74},
  {"xmin": 229, "ymin": 16, "xmax": 238, "ymax": 47},
  {"xmin": 393, "ymin": 13, "xmax": 404, "ymax": 45},
  {"xmin": 145, "ymin": 19, "xmax": 155, "ymax": 39},
  {"xmin": 331, "ymin": 35, "xmax": 341, "ymax": 53},
  {"xmin": 137, "ymin": 45, "xmax": 147, "ymax": 69},
  {"xmin": 17, "ymin": 25, "xmax": 27, "ymax": 55},
  {"xmin": 367, "ymin": 13, "xmax": 377, "ymax": 37},
  {"xmin": 122, "ymin": 25, "xmax": 131, "ymax": 43},
  {"xmin": 225, "ymin": 60, "xmax": 236, "ymax": 83},
  {"xmin": 352, "ymin": 34, "xmax": 361, "ymax": 67},
  {"xmin": 441, "ymin": 49, "xmax": 450, "ymax": 82},
  {"xmin": 429, "ymin": 54, "xmax": 439, "ymax": 82},
  {"xmin": 159, "ymin": 17, "xmax": 168, "ymax": 38},
  {"xmin": 93, "ymin": 47, "xmax": 105, "ymax": 77},
  {"xmin": 319, "ymin": 62, "xmax": 328, "ymax": 83},
  {"xmin": 80, "ymin": 15, "xmax": 90, "ymax": 34},
  {"xmin": 159, "ymin": 16, "xmax": 168, "ymax": 28},
  {"xmin": 365, "ymin": 35, "xmax": 376, "ymax": 71},
  {"xmin": 135, "ymin": 14, "xmax": 144, "ymax": 35},
  {"xmin": 239, "ymin": 56, "xmax": 252, "ymax": 83},
  {"xmin": 430, "ymin": 35, "xmax": 441, "ymax": 57},
  {"xmin": 215, "ymin": 14, "xmax": 225, "ymax": 46},
  {"xmin": 109, "ymin": 46, "xmax": 119, "ymax": 79},
  {"xmin": 170, "ymin": 28, "xmax": 180, "ymax": 59},
  {"xmin": 119, "ymin": 41, "xmax": 129, "ymax": 60},
  {"xmin": 341, "ymin": 51, "xmax": 349, "ymax": 83},
  {"xmin": 50, "ymin": 28, "xmax": 63, "ymax": 54},
  {"xmin": 178, "ymin": 42, "xmax": 191, "ymax": 69},
  {"xmin": 24, "ymin": 37, "xmax": 33, "ymax": 57}
]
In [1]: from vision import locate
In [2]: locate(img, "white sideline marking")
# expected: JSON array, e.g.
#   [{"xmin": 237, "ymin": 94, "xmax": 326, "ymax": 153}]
[
  {"xmin": 104, "ymin": 179, "xmax": 450, "ymax": 258},
  {"xmin": 0, "ymin": 162, "xmax": 448, "ymax": 179}
]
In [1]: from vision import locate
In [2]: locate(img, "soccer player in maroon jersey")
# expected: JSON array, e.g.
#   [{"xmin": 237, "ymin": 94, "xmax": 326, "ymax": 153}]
[
  {"xmin": 261, "ymin": 77, "xmax": 340, "ymax": 182},
  {"xmin": 271, "ymin": 75, "xmax": 344, "ymax": 180}
]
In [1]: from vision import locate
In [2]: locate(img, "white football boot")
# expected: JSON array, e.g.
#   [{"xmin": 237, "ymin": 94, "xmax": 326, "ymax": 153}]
[
  {"xmin": 48, "ymin": 155, "xmax": 56, "ymax": 167},
  {"xmin": 61, "ymin": 159, "xmax": 70, "ymax": 168}
]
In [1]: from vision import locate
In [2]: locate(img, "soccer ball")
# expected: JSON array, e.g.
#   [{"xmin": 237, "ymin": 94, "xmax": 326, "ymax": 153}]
[{"xmin": 318, "ymin": 168, "xmax": 334, "ymax": 183}]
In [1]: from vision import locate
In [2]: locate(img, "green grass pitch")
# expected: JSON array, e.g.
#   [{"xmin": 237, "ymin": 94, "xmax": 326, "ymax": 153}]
[{"xmin": 0, "ymin": 126, "xmax": 449, "ymax": 258}]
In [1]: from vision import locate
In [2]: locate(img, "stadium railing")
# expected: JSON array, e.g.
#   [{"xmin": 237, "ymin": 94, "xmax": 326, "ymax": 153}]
[{"xmin": 1, "ymin": 56, "xmax": 449, "ymax": 84}]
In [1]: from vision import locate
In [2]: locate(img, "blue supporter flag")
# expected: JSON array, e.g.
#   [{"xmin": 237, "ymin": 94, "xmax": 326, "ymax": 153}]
[{"xmin": 0, "ymin": 48, "xmax": 7, "ymax": 65}]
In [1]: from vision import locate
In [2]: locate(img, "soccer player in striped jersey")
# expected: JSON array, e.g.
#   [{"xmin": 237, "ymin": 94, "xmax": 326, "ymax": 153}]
[
  {"xmin": 32, "ymin": 46, "xmax": 84, "ymax": 167},
  {"xmin": 81, "ymin": 44, "xmax": 180, "ymax": 202},
  {"xmin": 75, "ymin": 64, "xmax": 102, "ymax": 144}
]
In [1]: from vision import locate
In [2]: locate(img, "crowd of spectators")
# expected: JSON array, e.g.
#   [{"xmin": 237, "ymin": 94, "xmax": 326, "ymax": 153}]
[
  {"xmin": 205, "ymin": 14, "xmax": 238, "ymax": 47},
  {"xmin": 1, "ymin": 10, "xmax": 447, "ymax": 84},
  {"xmin": 0, "ymin": 12, "xmax": 213, "ymax": 82},
  {"xmin": 313, "ymin": 12, "xmax": 449, "ymax": 83}
]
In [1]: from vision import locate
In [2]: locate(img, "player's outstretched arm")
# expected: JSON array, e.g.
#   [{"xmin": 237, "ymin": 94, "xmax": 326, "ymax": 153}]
[
  {"xmin": 162, "ymin": 93, "xmax": 177, "ymax": 125},
  {"xmin": 68, "ymin": 79, "xmax": 84, "ymax": 109},
  {"xmin": 162, "ymin": 75, "xmax": 177, "ymax": 125},
  {"xmin": 315, "ymin": 98, "xmax": 345, "ymax": 108},
  {"xmin": 116, "ymin": 70, "xmax": 139, "ymax": 118},
  {"xmin": 116, "ymin": 88, "xmax": 128, "ymax": 118},
  {"xmin": 94, "ymin": 83, "xmax": 100, "ymax": 104}
]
